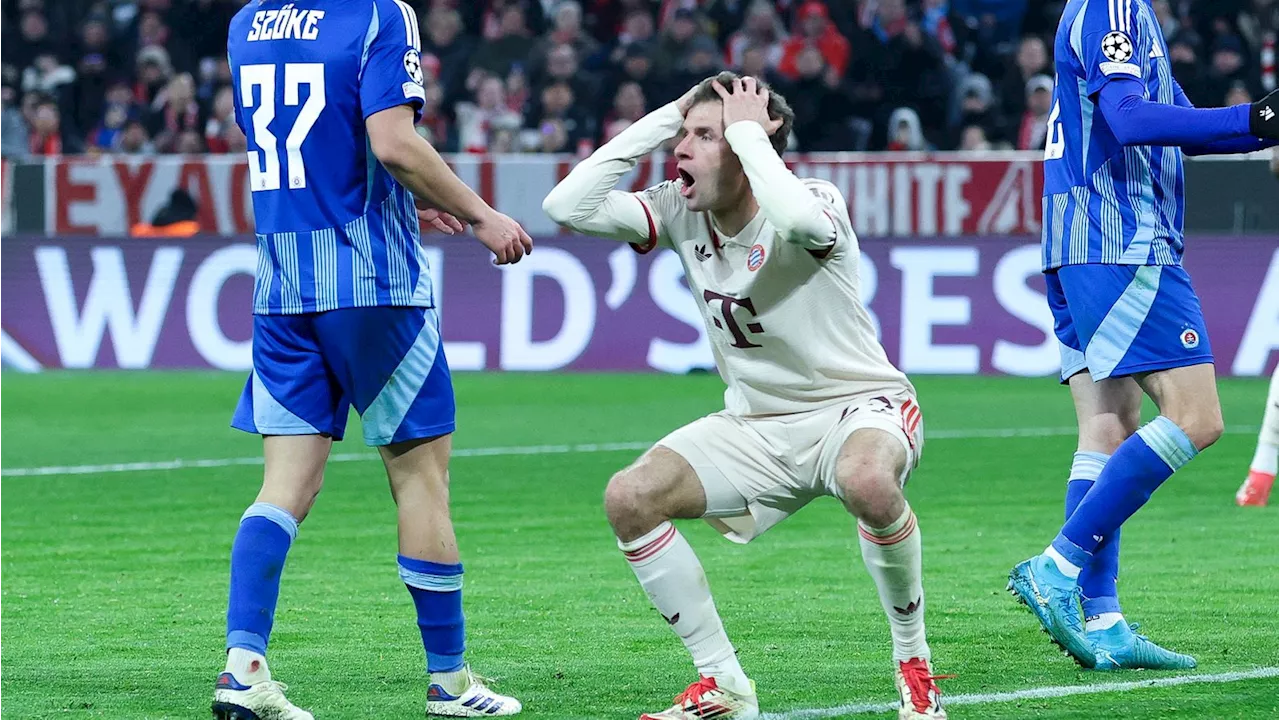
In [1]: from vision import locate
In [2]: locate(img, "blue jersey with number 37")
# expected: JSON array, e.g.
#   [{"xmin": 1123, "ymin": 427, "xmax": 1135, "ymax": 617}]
[
  {"xmin": 1042, "ymin": 0, "xmax": 1184, "ymax": 271},
  {"xmin": 228, "ymin": 0, "xmax": 429, "ymax": 315}
]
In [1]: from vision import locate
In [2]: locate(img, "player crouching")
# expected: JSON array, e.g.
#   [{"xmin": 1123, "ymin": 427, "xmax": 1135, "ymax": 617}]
[{"xmin": 544, "ymin": 73, "xmax": 948, "ymax": 720}]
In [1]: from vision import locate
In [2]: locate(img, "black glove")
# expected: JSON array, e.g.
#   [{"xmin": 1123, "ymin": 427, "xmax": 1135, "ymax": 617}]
[{"xmin": 1250, "ymin": 89, "xmax": 1278, "ymax": 140}]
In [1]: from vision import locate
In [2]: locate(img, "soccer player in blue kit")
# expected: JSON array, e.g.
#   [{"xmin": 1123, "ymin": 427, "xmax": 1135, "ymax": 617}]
[
  {"xmin": 214, "ymin": 2, "xmax": 532, "ymax": 718},
  {"xmin": 1007, "ymin": 0, "xmax": 1277, "ymax": 670}
]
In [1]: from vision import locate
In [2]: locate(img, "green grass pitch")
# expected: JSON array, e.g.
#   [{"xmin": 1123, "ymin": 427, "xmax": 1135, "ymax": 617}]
[{"xmin": 2, "ymin": 372, "xmax": 1277, "ymax": 719}]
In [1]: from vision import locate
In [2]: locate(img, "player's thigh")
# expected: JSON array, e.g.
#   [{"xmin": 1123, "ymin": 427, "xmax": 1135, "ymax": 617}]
[
  {"xmin": 653, "ymin": 413, "xmax": 803, "ymax": 543},
  {"xmin": 378, "ymin": 433, "xmax": 452, "ymax": 506},
  {"xmin": 1066, "ymin": 372, "xmax": 1143, "ymax": 453},
  {"xmin": 313, "ymin": 306, "xmax": 456, "ymax": 448},
  {"xmin": 605, "ymin": 445, "xmax": 707, "ymax": 526},
  {"xmin": 1057, "ymin": 263, "xmax": 1214, "ymax": 382},
  {"xmin": 1137, "ymin": 362, "xmax": 1224, "ymax": 449},
  {"xmin": 260, "ymin": 435, "xmax": 333, "ymax": 519},
  {"xmin": 817, "ymin": 395, "xmax": 921, "ymax": 511}
]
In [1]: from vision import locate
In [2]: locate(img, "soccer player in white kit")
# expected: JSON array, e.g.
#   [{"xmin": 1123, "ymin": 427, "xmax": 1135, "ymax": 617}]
[{"xmin": 543, "ymin": 73, "xmax": 947, "ymax": 720}]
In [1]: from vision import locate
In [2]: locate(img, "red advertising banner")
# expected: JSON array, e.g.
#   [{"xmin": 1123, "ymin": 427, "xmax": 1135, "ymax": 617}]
[{"xmin": 41, "ymin": 154, "xmax": 1044, "ymax": 238}]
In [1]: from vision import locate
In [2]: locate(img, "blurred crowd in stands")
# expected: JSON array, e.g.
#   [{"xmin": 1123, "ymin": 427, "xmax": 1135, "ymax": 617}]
[{"xmin": 3, "ymin": 0, "xmax": 1277, "ymax": 158}]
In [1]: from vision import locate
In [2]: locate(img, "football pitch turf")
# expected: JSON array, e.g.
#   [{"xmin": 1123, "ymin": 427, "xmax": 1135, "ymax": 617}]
[{"xmin": 3, "ymin": 372, "xmax": 1277, "ymax": 719}]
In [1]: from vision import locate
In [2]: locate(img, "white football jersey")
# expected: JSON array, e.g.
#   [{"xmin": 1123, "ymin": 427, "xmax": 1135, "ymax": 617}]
[{"xmin": 636, "ymin": 178, "xmax": 912, "ymax": 417}]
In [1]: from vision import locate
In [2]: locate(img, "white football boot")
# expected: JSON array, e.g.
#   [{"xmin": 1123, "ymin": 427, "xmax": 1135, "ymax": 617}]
[
  {"xmin": 894, "ymin": 658, "xmax": 948, "ymax": 720},
  {"xmin": 212, "ymin": 672, "xmax": 314, "ymax": 720},
  {"xmin": 639, "ymin": 676, "xmax": 759, "ymax": 720},
  {"xmin": 426, "ymin": 665, "xmax": 522, "ymax": 716}
]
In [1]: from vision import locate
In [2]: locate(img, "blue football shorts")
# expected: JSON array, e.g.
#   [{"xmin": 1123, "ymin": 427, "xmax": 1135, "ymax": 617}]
[
  {"xmin": 231, "ymin": 306, "xmax": 455, "ymax": 446},
  {"xmin": 1046, "ymin": 263, "xmax": 1214, "ymax": 383}
]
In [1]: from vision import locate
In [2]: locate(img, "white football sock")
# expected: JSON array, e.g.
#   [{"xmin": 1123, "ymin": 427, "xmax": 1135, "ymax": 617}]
[
  {"xmin": 225, "ymin": 648, "xmax": 270, "ymax": 684},
  {"xmin": 430, "ymin": 666, "xmax": 471, "ymax": 695},
  {"xmin": 618, "ymin": 522, "xmax": 751, "ymax": 695},
  {"xmin": 1043, "ymin": 545, "xmax": 1082, "ymax": 579},
  {"xmin": 1085, "ymin": 612, "xmax": 1125, "ymax": 633},
  {"xmin": 1251, "ymin": 368, "xmax": 1280, "ymax": 475},
  {"xmin": 859, "ymin": 505, "xmax": 930, "ymax": 662}
]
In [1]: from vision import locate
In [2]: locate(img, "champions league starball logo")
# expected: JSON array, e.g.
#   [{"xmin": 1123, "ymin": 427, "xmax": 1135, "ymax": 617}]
[
  {"xmin": 1101, "ymin": 31, "xmax": 1134, "ymax": 63},
  {"xmin": 403, "ymin": 48, "xmax": 423, "ymax": 85}
]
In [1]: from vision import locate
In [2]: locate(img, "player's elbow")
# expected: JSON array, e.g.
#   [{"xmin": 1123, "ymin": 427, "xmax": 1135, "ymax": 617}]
[{"xmin": 541, "ymin": 187, "xmax": 573, "ymax": 226}]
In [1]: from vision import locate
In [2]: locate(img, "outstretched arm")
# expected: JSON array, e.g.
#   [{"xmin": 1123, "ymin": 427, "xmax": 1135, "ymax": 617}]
[
  {"xmin": 1168, "ymin": 80, "xmax": 1277, "ymax": 156},
  {"xmin": 717, "ymin": 78, "xmax": 836, "ymax": 249},
  {"xmin": 1096, "ymin": 77, "xmax": 1255, "ymax": 148},
  {"xmin": 542, "ymin": 102, "xmax": 685, "ymax": 247}
]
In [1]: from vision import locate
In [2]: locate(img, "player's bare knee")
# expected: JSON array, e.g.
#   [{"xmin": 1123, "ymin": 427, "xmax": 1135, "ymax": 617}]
[
  {"xmin": 1166, "ymin": 405, "xmax": 1224, "ymax": 450},
  {"xmin": 836, "ymin": 454, "xmax": 906, "ymax": 528},
  {"xmin": 604, "ymin": 467, "xmax": 667, "ymax": 540}
]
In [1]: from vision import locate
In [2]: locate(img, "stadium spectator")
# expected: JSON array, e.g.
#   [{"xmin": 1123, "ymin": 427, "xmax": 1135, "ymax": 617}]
[
  {"xmin": 1015, "ymin": 74, "xmax": 1054, "ymax": 152},
  {"xmin": 778, "ymin": 1, "xmax": 850, "ymax": 80},
  {"xmin": 1169, "ymin": 31, "xmax": 1212, "ymax": 106},
  {"xmin": 783, "ymin": 46, "xmax": 856, "ymax": 151},
  {"xmin": 134, "ymin": 46, "xmax": 173, "ymax": 107},
  {"xmin": 655, "ymin": 8, "xmax": 714, "ymax": 76},
  {"xmin": 10, "ymin": 10, "xmax": 56, "ymax": 70},
  {"xmin": 604, "ymin": 8, "xmax": 657, "ymax": 69},
  {"xmin": 2, "ymin": 83, "xmax": 29, "ymax": 159},
  {"xmin": 601, "ymin": 80, "xmax": 647, "ymax": 142},
  {"xmin": 885, "ymin": 106, "xmax": 930, "ymax": 151},
  {"xmin": 28, "ymin": 95, "xmax": 81, "ymax": 155},
  {"xmin": 147, "ymin": 72, "xmax": 204, "ymax": 154},
  {"xmin": 527, "ymin": 1, "xmax": 600, "ymax": 82},
  {"xmin": 527, "ymin": 80, "xmax": 594, "ymax": 153},
  {"xmin": 455, "ymin": 73, "xmax": 523, "ymax": 154},
  {"xmin": 952, "ymin": 73, "xmax": 1008, "ymax": 149},
  {"xmin": 959, "ymin": 124, "xmax": 993, "ymax": 151},
  {"xmin": 117, "ymin": 118, "xmax": 156, "ymax": 155},
  {"xmin": 881, "ymin": 20, "xmax": 950, "ymax": 144},
  {"xmin": 88, "ymin": 82, "xmax": 140, "ymax": 152},
  {"xmin": 423, "ymin": 7, "xmax": 476, "ymax": 106},
  {"xmin": 724, "ymin": 1, "xmax": 787, "ymax": 71},
  {"xmin": 470, "ymin": 4, "xmax": 536, "ymax": 79},
  {"xmin": 1000, "ymin": 35, "xmax": 1050, "ymax": 122},
  {"xmin": 203, "ymin": 85, "xmax": 235, "ymax": 153},
  {"xmin": 1209, "ymin": 34, "xmax": 1256, "ymax": 101}
]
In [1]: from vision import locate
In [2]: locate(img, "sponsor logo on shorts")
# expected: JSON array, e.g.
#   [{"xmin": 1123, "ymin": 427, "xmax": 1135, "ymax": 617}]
[
  {"xmin": 1181, "ymin": 328, "xmax": 1200, "ymax": 350},
  {"xmin": 747, "ymin": 244, "xmax": 765, "ymax": 271}
]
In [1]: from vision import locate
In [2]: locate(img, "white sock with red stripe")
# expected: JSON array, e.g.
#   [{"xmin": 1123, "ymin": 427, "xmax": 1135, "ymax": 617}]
[
  {"xmin": 618, "ymin": 521, "xmax": 751, "ymax": 695},
  {"xmin": 858, "ymin": 504, "xmax": 930, "ymax": 662}
]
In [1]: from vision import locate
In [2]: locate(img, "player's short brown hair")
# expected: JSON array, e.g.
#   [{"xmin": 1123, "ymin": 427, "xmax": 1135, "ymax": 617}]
[{"xmin": 688, "ymin": 70, "xmax": 793, "ymax": 156}]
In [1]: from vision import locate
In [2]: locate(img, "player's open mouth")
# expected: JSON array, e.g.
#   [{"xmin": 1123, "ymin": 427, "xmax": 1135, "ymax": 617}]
[{"xmin": 678, "ymin": 169, "xmax": 695, "ymax": 196}]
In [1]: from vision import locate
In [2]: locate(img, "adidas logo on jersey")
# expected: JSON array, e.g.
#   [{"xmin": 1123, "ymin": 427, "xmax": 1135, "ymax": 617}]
[{"xmin": 694, "ymin": 244, "xmax": 711, "ymax": 261}]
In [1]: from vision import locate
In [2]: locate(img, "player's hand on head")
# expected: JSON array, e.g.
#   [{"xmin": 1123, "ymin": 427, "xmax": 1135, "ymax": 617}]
[
  {"xmin": 676, "ymin": 84, "xmax": 701, "ymax": 115},
  {"xmin": 712, "ymin": 77, "xmax": 783, "ymax": 136},
  {"xmin": 473, "ymin": 210, "xmax": 534, "ymax": 265},
  {"xmin": 1250, "ymin": 89, "xmax": 1278, "ymax": 140}
]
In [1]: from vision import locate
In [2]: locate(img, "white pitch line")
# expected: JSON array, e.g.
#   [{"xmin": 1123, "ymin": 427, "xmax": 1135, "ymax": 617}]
[
  {"xmin": 0, "ymin": 426, "xmax": 1260, "ymax": 479},
  {"xmin": 762, "ymin": 666, "xmax": 1279, "ymax": 719}
]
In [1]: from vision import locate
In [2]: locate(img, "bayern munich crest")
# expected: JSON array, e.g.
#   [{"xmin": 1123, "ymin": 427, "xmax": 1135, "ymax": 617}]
[
  {"xmin": 747, "ymin": 244, "xmax": 766, "ymax": 271},
  {"xmin": 1181, "ymin": 328, "xmax": 1200, "ymax": 350}
]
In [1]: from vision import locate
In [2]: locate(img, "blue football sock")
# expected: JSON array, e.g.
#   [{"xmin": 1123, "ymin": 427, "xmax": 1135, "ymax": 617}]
[
  {"xmin": 399, "ymin": 555, "xmax": 465, "ymax": 673},
  {"xmin": 1056, "ymin": 417, "xmax": 1197, "ymax": 565},
  {"xmin": 226, "ymin": 503, "xmax": 298, "ymax": 655},
  {"xmin": 1065, "ymin": 452, "xmax": 1122, "ymax": 616}
]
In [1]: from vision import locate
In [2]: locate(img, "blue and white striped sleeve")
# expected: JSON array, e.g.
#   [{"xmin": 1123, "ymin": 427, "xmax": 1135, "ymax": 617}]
[{"xmin": 359, "ymin": 0, "xmax": 425, "ymax": 121}]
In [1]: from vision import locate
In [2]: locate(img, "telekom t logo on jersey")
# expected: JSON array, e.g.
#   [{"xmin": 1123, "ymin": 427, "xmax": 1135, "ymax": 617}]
[{"xmin": 702, "ymin": 290, "xmax": 764, "ymax": 349}]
